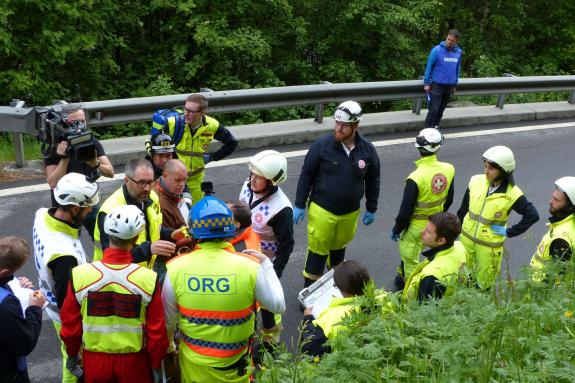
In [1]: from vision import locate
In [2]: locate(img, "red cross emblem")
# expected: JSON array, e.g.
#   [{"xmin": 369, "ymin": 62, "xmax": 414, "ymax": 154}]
[{"xmin": 431, "ymin": 173, "xmax": 448, "ymax": 195}]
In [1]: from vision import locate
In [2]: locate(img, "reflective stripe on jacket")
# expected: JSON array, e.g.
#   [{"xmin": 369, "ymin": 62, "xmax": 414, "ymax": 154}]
[
  {"xmin": 408, "ymin": 155, "xmax": 454, "ymax": 221},
  {"xmin": 165, "ymin": 241, "xmax": 259, "ymax": 367},
  {"xmin": 403, "ymin": 241, "xmax": 467, "ymax": 302},
  {"xmin": 93, "ymin": 187, "xmax": 162, "ymax": 269},
  {"xmin": 71, "ymin": 261, "xmax": 157, "ymax": 353},
  {"xmin": 461, "ymin": 175, "xmax": 523, "ymax": 249},
  {"xmin": 160, "ymin": 115, "xmax": 220, "ymax": 183},
  {"xmin": 530, "ymin": 214, "xmax": 575, "ymax": 281}
]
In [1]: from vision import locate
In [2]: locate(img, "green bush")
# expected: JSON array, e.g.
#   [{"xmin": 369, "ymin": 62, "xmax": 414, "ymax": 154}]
[{"xmin": 258, "ymin": 266, "xmax": 575, "ymax": 382}]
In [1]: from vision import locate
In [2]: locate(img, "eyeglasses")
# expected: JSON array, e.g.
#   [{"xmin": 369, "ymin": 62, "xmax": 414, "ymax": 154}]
[
  {"xmin": 183, "ymin": 106, "xmax": 203, "ymax": 114},
  {"xmin": 127, "ymin": 176, "xmax": 156, "ymax": 188}
]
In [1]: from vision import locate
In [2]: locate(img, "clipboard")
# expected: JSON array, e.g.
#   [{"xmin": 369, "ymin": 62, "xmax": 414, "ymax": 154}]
[
  {"xmin": 7, "ymin": 279, "xmax": 49, "ymax": 313},
  {"xmin": 298, "ymin": 269, "xmax": 342, "ymax": 318}
]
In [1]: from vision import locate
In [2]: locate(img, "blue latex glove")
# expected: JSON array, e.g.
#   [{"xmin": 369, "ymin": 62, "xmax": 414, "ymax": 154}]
[
  {"xmin": 293, "ymin": 207, "xmax": 305, "ymax": 224},
  {"xmin": 390, "ymin": 232, "xmax": 400, "ymax": 242},
  {"xmin": 363, "ymin": 211, "xmax": 375, "ymax": 226},
  {"xmin": 203, "ymin": 154, "xmax": 212, "ymax": 164},
  {"xmin": 490, "ymin": 225, "xmax": 507, "ymax": 237}
]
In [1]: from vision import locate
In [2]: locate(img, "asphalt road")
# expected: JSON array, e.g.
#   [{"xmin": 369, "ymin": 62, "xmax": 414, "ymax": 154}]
[{"xmin": 1, "ymin": 118, "xmax": 574, "ymax": 381}]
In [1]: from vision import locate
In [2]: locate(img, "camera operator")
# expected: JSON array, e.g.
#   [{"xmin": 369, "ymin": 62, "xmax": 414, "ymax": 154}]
[
  {"xmin": 44, "ymin": 104, "xmax": 114, "ymax": 239},
  {"xmin": 44, "ymin": 104, "xmax": 114, "ymax": 191}
]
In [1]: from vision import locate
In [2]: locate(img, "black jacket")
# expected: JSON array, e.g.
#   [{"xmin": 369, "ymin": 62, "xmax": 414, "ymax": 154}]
[
  {"xmin": 0, "ymin": 276, "xmax": 43, "ymax": 383},
  {"xmin": 295, "ymin": 133, "xmax": 381, "ymax": 215}
]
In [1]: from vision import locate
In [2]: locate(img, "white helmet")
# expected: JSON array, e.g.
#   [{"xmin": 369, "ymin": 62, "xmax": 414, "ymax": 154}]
[
  {"xmin": 104, "ymin": 205, "xmax": 146, "ymax": 240},
  {"xmin": 555, "ymin": 176, "xmax": 575, "ymax": 205},
  {"xmin": 415, "ymin": 128, "xmax": 443, "ymax": 153},
  {"xmin": 482, "ymin": 146, "xmax": 515, "ymax": 173},
  {"xmin": 54, "ymin": 173, "xmax": 100, "ymax": 207},
  {"xmin": 333, "ymin": 101, "xmax": 362, "ymax": 123},
  {"xmin": 248, "ymin": 150, "xmax": 287, "ymax": 186}
]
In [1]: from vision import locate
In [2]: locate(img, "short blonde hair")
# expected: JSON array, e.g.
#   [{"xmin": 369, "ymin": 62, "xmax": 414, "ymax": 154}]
[{"xmin": 0, "ymin": 236, "xmax": 30, "ymax": 272}]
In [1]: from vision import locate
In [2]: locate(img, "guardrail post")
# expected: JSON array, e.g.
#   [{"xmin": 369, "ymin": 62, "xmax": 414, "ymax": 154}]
[
  {"xmin": 12, "ymin": 133, "xmax": 25, "ymax": 168},
  {"xmin": 496, "ymin": 73, "xmax": 516, "ymax": 109},
  {"xmin": 569, "ymin": 91, "xmax": 575, "ymax": 105},
  {"xmin": 9, "ymin": 99, "xmax": 26, "ymax": 167},
  {"xmin": 412, "ymin": 76, "xmax": 424, "ymax": 115},
  {"xmin": 314, "ymin": 81, "xmax": 332, "ymax": 123}
]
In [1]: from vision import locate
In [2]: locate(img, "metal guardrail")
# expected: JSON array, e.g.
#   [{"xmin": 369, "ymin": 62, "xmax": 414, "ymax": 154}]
[{"xmin": 1, "ymin": 75, "xmax": 575, "ymax": 166}]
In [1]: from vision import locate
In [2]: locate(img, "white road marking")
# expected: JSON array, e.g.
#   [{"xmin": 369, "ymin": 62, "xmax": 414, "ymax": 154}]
[{"xmin": 1, "ymin": 121, "xmax": 574, "ymax": 198}]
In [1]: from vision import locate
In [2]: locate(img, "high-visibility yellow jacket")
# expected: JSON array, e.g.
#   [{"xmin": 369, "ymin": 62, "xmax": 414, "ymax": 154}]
[
  {"xmin": 71, "ymin": 261, "xmax": 157, "ymax": 353},
  {"xmin": 165, "ymin": 241, "xmax": 260, "ymax": 368},
  {"xmin": 313, "ymin": 296, "xmax": 357, "ymax": 340},
  {"xmin": 461, "ymin": 175, "xmax": 523, "ymax": 249},
  {"xmin": 408, "ymin": 155, "xmax": 455, "ymax": 221},
  {"xmin": 403, "ymin": 241, "xmax": 467, "ymax": 302},
  {"xmin": 530, "ymin": 214, "xmax": 575, "ymax": 281},
  {"xmin": 154, "ymin": 114, "xmax": 220, "ymax": 183},
  {"xmin": 94, "ymin": 186, "xmax": 162, "ymax": 269}
]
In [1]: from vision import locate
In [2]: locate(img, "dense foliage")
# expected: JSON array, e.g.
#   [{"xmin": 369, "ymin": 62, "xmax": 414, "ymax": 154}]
[
  {"xmin": 259, "ymin": 265, "xmax": 575, "ymax": 382},
  {"xmin": 1, "ymin": 0, "xmax": 573, "ymax": 117}
]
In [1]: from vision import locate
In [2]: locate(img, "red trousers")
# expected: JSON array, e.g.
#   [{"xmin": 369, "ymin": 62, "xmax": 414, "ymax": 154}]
[{"xmin": 83, "ymin": 350, "xmax": 153, "ymax": 383}]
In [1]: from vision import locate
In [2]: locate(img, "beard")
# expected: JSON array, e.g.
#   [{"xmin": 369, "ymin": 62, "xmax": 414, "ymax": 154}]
[{"xmin": 334, "ymin": 129, "xmax": 354, "ymax": 143}]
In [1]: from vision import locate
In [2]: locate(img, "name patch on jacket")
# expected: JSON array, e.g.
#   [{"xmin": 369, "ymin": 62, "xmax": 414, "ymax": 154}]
[
  {"xmin": 185, "ymin": 274, "xmax": 237, "ymax": 295},
  {"xmin": 444, "ymin": 57, "xmax": 458, "ymax": 62},
  {"xmin": 87, "ymin": 291, "xmax": 142, "ymax": 318}
]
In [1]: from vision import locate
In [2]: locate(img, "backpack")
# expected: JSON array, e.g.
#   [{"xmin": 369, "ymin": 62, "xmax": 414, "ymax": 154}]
[{"xmin": 151, "ymin": 108, "xmax": 185, "ymax": 147}]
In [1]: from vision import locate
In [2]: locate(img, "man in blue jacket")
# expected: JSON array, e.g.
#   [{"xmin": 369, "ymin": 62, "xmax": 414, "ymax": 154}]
[
  {"xmin": 424, "ymin": 29, "xmax": 462, "ymax": 128},
  {"xmin": 294, "ymin": 101, "xmax": 380, "ymax": 293}
]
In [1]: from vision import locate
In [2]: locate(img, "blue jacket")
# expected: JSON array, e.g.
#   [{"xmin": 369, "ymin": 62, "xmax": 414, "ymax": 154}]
[
  {"xmin": 295, "ymin": 132, "xmax": 380, "ymax": 215},
  {"xmin": 424, "ymin": 41, "xmax": 462, "ymax": 86}
]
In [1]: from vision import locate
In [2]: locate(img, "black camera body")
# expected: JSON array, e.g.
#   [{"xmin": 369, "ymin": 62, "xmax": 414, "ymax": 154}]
[{"xmin": 37, "ymin": 104, "xmax": 97, "ymax": 163}]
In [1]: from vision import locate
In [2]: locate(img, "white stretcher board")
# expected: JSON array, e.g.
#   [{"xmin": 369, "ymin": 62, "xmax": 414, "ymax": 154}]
[{"xmin": 298, "ymin": 269, "xmax": 342, "ymax": 318}]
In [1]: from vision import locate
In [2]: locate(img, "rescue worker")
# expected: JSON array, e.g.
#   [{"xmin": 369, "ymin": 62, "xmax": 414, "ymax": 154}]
[
  {"xmin": 391, "ymin": 128, "xmax": 455, "ymax": 290},
  {"xmin": 227, "ymin": 200, "xmax": 261, "ymax": 252},
  {"xmin": 0, "ymin": 236, "xmax": 45, "ymax": 383},
  {"xmin": 530, "ymin": 177, "xmax": 575, "ymax": 281},
  {"xmin": 300, "ymin": 260, "xmax": 371, "ymax": 357},
  {"xmin": 152, "ymin": 93, "xmax": 238, "ymax": 203},
  {"xmin": 239, "ymin": 150, "xmax": 294, "ymax": 344},
  {"xmin": 294, "ymin": 101, "xmax": 381, "ymax": 290},
  {"xmin": 146, "ymin": 133, "xmax": 193, "ymax": 206},
  {"xmin": 162, "ymin": 195, "xmax": 285, "ymax": 383},
  {"xmin": 403, "ymin": 212, "xmax": 467, "ymax": 302},
  {"xmin": 94, "ymin": 159, "xmax": 180, "ymax": 271},
  {"xmin": 60, "ymin": 205, "xmax": 168, "ymax": 382},
  {"xmin": 32, "ymin": 173, "xmax": 100, "ymax": 383},
  {"xmin": 457, "ymin": 146, "xmax": 539, "ymax": 289}
]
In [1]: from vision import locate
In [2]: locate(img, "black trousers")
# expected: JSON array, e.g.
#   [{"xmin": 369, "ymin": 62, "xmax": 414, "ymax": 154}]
[{"xmin": 425, "ymin": 84, "xmax": 454, "ymax": 128}]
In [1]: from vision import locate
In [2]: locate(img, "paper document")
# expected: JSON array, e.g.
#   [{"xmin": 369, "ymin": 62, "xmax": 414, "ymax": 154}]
[
  {"xmin": 7, "ymin": 278, "xmax": 48, "ymax": 313},
  {"xmin": 298, "ymin": 269, "xmax": 342, "ymax": 318}
]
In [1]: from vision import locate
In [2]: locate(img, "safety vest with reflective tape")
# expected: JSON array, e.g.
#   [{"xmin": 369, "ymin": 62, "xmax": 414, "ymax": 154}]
[
  {"xmin": 530, "ymin": 214, "xmax": 575, "ymax": 281},
  {"xmin": 165, "ymin": 241, "xmax": 259, "ymax": 368},
  {"xmin": 313, "ymin": 296, "xmax": 357, "ymax": 340},
  {"xmin": 408, "ymin": 155, "xmax": 455, "ymax": 221},
  {"xmin": 93, "ymin": 187, "xmax": 162, "ymax": 269},
  {"xmin": 153, "ymin": 114, "xmax": 220, "ymax": 183},
  {"xmin": 239, "ymin": 181, "xmax": 293, "ymax": 259},
  {"xmin": 461, "ymin": 175, "xmax": 523, "ymax": 249},
  {"xmin": 71, "ymin": 261, "xmax": 157, "ymax": 353},
  {"xmin": 33, "ymin": 208, "xmax": 87, "ymax": 322},
  {"xmin": 403, "ymin": 241, "xmax": 467, "ymax": 302}
]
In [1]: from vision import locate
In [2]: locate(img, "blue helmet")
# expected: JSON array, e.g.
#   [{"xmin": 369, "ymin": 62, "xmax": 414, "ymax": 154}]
[{"xmin": 189, "ymin": 196, "xmax": 235, "ymax": 239}]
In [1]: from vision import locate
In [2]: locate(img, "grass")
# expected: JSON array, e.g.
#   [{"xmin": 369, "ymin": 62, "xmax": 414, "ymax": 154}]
[
  {"xmin": 257, "ymin": 263, "xmax": 575, "ymax": 383},
  {"xmin": 0, "ymin": 133, "xmax": 43, "ymax": 164}
]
